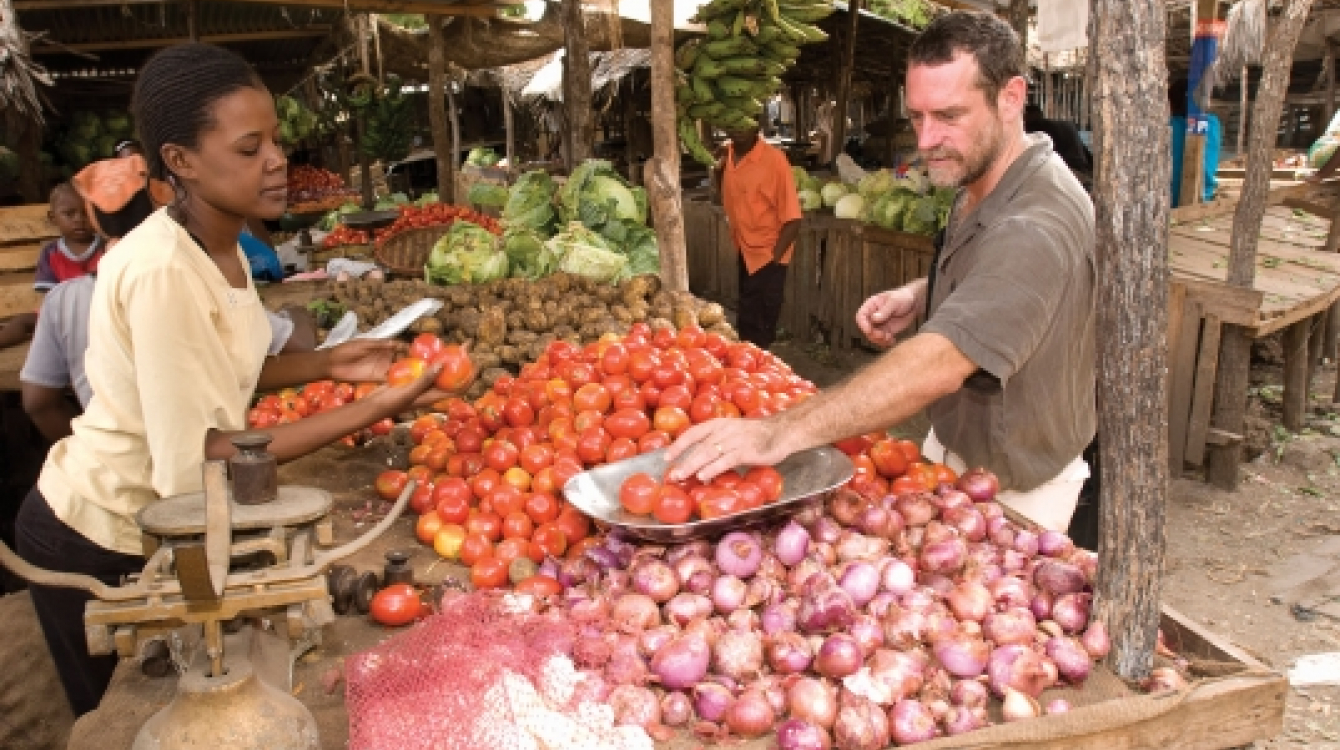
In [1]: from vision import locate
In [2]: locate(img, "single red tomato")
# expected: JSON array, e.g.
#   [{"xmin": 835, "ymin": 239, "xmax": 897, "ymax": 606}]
[
  {"xmin": 601, "ymin": 343, "xmax": 629, "ymax": 375},
  {"xmin": 652, "ymin": 407, "xmax": 691, "ymax": 438},
  {"xmin": 483, "ymin": 440, "xmax": 520, "ymax": 473},
  {"xmin": 652, "ymin": 484, "xmax": 694, "ymax": 524},
  {"xmin": 576, "ymin": 427, "xmax": 612, "ymax": 465},
  {"xmin": 698, "ymin": 488, "xmax": 742, "ymax": 520},
  {"xmin": 524, "ymin": 492, "xmax": 560, "ymax": 525},
  {"xmin": 573, "ymin": 409, "xmax": 605, "ymax": 433},
  {"xmin": 658, "ymin": 384, "xmax": 693, "ymax": 411},
  {"xmin": 465, "ymin": 511, "xmax": 503, "ymax": 542},
  {"xmin": 895, "ymin": 439, "xmax": 922, "ymax": 464},
  {"xmin": 502, "ymin": 511, "xmax": 534, "ymax": 540},
  {"xmin": 605, "ymin": 408, "xmax": 651, "ymax": 440},
  {"xmin": 460, "ymin": 533, "xmax": 493, "ymax": 566},
  {"xmin": 619, "ymin": 472, "xmax": 660, "ymax": 515},
  {"xmin": 435, "ymin": 490, "xmax": 471, "ymax": 526},
  {"xmin": 638, "ymin": 430, "xmax": 672, "ymax": 454},
  {"xmin": 734, "ymin": 481, "xmax": 766, "ymax": 510},
  {"xmin": 495, "ymin": 537, "xmax": 531, "ymax": 567},
  {"xmin": 606, "ymin": 437, "xmax": 639, "ymax": 463},
  {"xmin": 503, "ymin": 398, "xmax": 536, "ymax": 428},
  {"xmin": 415, "ymin": 510, "xmax": 445, "ymax": 544},
  {"xmin": 470, "ymin": 556, "xmax": 509, "ymax": 590},
  {"xmin": 612, "ymin": 388, "xmax": 647, "ymax": 411},
  {"xmin": 532, "ymin": 467, "xmax": 559, "ymax": 496},
  {"xmin": 489, "ymin": 484, "xmax": 526, "ymax": 518},
  {"xmin": 566, "ymin": 535, "xmax": 600, "ymax": 562},
  {"xmin": 456, "ymin": 427, "xmax": 485, "ymax": 454},
  {"xmin": 520, "ymin": 443, "xmax": 555, "ymax": 474},
  {"xmin": 375, "ymin": 470, "xmax": 408, "ymax": 501},
  {"xmin": 387, "ymin": 357, "xmax": 428, "ymax": 387},
  {"xmin": 531, "ymin": 522, "xmax": 567, "ymax": 556},
  {"xmin": 744, "ymin": 465, "xmax": 785, "ymax": 501},
  {"xmin": 369, "ymin": 584, "xmax": 423, "ymax": 626},
  {"xmin": 514, "ymin": 575, "xmax": 563, "ymax": 597},
  {"xmin": 432, "ymin": 344, "xmax": 475, "ymax": 392},
  {"xmin": 869, "ymin": 439, "xmax": 910, "ymax": 479},
  {"xmin": 573, "ymin": 383, "xmax": 613, "ymax": 414},
  {"xmin": 470, "ymin": 468, "xmax": 502, "ymax": 500},
  {"xmin": 409, "ymin": 332, "xmax": 444, "ymax": 361},
  {"xmin": 555, "ymin": 509, "xmax": 591, "ymax": 543}
]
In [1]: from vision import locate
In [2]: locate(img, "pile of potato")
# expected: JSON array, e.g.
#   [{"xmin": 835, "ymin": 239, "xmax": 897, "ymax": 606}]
[{"xmin": 324, "ymin": 273, "xmax": 735, "ymax": 395}]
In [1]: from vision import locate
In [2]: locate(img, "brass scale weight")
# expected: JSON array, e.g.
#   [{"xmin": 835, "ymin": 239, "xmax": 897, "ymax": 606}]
[{"xmin": 0, "ymin": 432, "xmax": 413, "ymax": 749}]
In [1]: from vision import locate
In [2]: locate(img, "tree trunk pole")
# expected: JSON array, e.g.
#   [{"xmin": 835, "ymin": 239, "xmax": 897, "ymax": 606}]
[
  {"xmin": 1090, "ymin": 0, "xmax": 1172, "ymax": 684},
  {"xmin": 563, "ymin": 0, "xmax": 594, "ymax": 164},
  {"xmin": 427, "ymin": 16, "xmax": 454, "ymax": 202},
  {"xmin": 1207, "ymin": 0, "xmax": 1316, "ymax": 488},
  {"xmin": 504, "ymin": 90, "xmax": 516, "ymax": 174},
  {"xmin": 448, "ymin": 87, "xmax": 461, "ymax": 192},
  {"xmin": 187, "ymin": 0, "xmax": 199, "ymax": 41},
  {"xmin": 647, "ymin": 0, "xmax": 688, "ymax": 293},
  {"xmin": 1326, "ymin": 41, "xmax": 1336, "ymax": 126},
  {"xmin": 830, "ymin": 0, "xmax": 861, "ymax": 166},
  {"xmin": 1238, "ymin": 65, "xmax": 1249, "ymax": 159}
]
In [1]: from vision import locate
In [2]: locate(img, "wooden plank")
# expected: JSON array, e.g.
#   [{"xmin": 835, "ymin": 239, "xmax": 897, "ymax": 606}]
[
  {"xmin": 1253, "ymin": 285, "xmax": 1340, "ymax": 337},
  {"xmin": 0, "ymin": 243, "xmax": 43, "ymax": 273},
  {"xmin": 0, "ymin": 276, "xmax": 41, "ymax": 320},
  {"xmin": 0, "ymin": 205, "xmax": 56, "ymax": 246},
  {"xmin": 1206, "ymin": 427, "xmax": 1244, "ymax": 446},
  {"xmin": 0, "ymin": 342, "xmax": 26, "ymax": 391},
  {"xmin": 202, "ymin": 0, "xmax": 522, "ymax": 16},
  {"xmin": 32, "ymin": 29, "xmax": 332, "ymax": 54},
  {"xmin": 1167, "ymin": 276, "xmax": 1261, "ymax": 328},
  {"xmin": 1165, "ymin": 281, "xmax": 1187, "ymax": 442},
  {"xmin": 1183, "ymin": 314, "xmax": 1222, "ymax": 466},
  {"xmin": 1168, "ymin": 301, "xmax": 1203, "ymax": 474}
]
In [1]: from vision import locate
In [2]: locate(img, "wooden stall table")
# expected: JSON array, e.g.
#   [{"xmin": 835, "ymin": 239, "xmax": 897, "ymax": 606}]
[
  {"xmin": 0, "ymin": 204, "xmax": 57, "ymax": 320},
  {"xmin": 1165, "ymin": 183, "xmax": 1340, "ymax": 477}
]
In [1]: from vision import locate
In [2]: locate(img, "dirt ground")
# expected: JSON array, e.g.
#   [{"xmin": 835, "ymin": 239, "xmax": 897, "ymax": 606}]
[{"xmin": 1, "ymin": 335, "xmax": 1338, "ymax": 748}]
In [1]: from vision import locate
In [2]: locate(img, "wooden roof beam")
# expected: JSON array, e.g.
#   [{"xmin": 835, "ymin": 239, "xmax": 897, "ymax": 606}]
[
  {"xmin": 16, "ymin": 0, "xmax": 522, "ymax": 14},
  {"xmin": 31, "ymin": 28, "xmax": 331, "ymax": 53},
  {"xmin": 225, "ymin": 0, "xmax": 523, "ymax": 15}
]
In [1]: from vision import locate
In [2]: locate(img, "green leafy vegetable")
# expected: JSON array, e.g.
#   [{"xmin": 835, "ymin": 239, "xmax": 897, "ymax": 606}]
[
  {"xmin": 467, "ymin": 182, "xmax": 510, "ymax": 208},
  {"xmin": 503, "ymin": 170, "xmax": 558, "ymax": 233},
  {"xmin": 547, "ymin": 222, "xmax": 628, "ymax": 283},
  {"xmin": 504, "ymin": 226, "xmax": 557, "ymax": 279},
  {"xmin": 557, "ymin": 160, "xmax": 649, "ymax": 236},
  {"xmin": 426, "ymin": 222, "xmax": 509, "ymax": 285}
]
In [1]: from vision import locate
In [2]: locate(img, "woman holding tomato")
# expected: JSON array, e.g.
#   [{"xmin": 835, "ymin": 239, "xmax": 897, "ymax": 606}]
[{"xmin": 14, "ymin": 43, "xmax": 464, "ymax": 718}]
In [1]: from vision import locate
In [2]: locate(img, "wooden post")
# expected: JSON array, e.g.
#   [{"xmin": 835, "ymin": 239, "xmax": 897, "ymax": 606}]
[
  {"xmin": 426, "ymin": 15, "xmax": 454, "ymax": 202},
  {"xmin": 504, "ymin": 89, "xmax": 516, "ymax": 174},
  {"xmin": 1326, "ymin": 41, "xmax": 1336, "ymax": 126},
  {"xmin": 1283, "ymin": 319, "xmax": 1312, "ymax": 431},
  {"xmin": 355, "ymin": 14, "xmax": 374, "ymax": 209},
  {"xmin": 562, "ymin": 0, "xmax": 594, "ymax": 165},
  {"xmin": 187, "ymin": 0, "xmax": 199, "ymax": 41},
  {"xmin": 886, "ymin": 66, "xmax": 900, "ymax": 168},
  {"xmin": 646, "ymin": 0, "xmax": 688, "ymax": 293},
  {"xmin": 1238, "ymin": 65, "xmax": 1248, "ymax": 159},
  {"xmin": 830, "ymin": 0, "xmax": 861, "ymax": 166},
  {"xmin": 448, "ymin": 86, "xmax": 461, "ymax": 178},
  {"xmin": 1091, "ymin": 0, "xmax": 1173, "ymax": 684},
  {"xmin": 1206, "ymin": 0, "xmax": 1316, "ymax": 489}
]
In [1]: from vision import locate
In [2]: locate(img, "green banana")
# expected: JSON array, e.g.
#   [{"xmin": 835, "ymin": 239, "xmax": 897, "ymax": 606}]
[
  {"xmin": 676, "ymin": 83, "xmax": 697, "ymax": 106},
  {"xmin": 694, "ymin": 56, "xmax": 726, "ymax": 79},
  {"xmin": 754, "ymin": 24, "xmax": 782, "ymax": 44},
  {"xmin": 780, "ymin": 4, "xmax": 836, "ymax": 22},
  {"xmin": 719, "ymin": 96, "xmax": 764, "ymax": 116},
  {"xmin": 717, "ymin": 57, "xmax": 769, "ymax": 76},
  {"xmin": 763, "ymin": 40, "xmax": 801, "ymax": 60},
  {"xmin": 732, "ymin": 9, "xmax": 747, "ymax": 36},
  {"xmin": 715, "ymin": 75, "xmax": 757, "ymax": 98},
  {"xmin": 675, "ymin": 39, "xmax": 702, "ymax": 69},
  {"xmin": 707, "ymin": 20, "xmax": 731, "ymax": 39},
  {"xmin": 679, "ymin": 117, "xmax": 716, "ymax": 167},
  {"xmin": 688, "ymin": 102, "xmax": 725, "ymax": 120},
  {"xmin": 703, "ymin": 37, "xmax": 758, "ymax": 59},
  {"xmin": 691, "ymin": 76, "xmax": 716, "ymax": 102}
]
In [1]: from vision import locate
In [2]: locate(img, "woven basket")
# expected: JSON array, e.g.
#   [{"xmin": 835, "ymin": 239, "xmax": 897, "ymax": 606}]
[{"xmin": 375, "ymin": 225, "xmax": 453, "ymax": 278}]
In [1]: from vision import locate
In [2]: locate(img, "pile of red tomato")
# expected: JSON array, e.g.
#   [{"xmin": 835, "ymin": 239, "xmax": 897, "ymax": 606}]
[
  {"xmin": 835, "ymin": 432, "xmax": 960, "ymax": 499},
  {"xmin": 248, "ymin": 380, "xmax": 393, "ymax": 447},
  {"xmin": 375, "ymin": 322, "xmax": 822, "ymax": 593},
  {"xmin": 617, "ymin": 465, "xmax": 785, "ymax": 524},
  {"xmin": 322, "ymin": 224, "xmax": 372, "ymax": 248},
  {"xmin": 372, "ymin": 204, "xmax": 502, "ymax": 247}
]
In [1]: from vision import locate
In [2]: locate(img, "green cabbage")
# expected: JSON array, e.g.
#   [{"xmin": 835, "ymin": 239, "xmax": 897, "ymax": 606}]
[
  {"xmin": 858, "ymin": 169, "xmax": 896, "ymax": 198},
  {"xmin": 504, "ymin": 226, "xmax": 557, "ymax": 279},
  {"xmin": 820, "ymin": 181, "xmax": 849, "ymax": 208},
  {"xmin": 503, "ymin": 170, "xmax": 557, "ymax": 232},
  {"xmin": 466, "ymin": 147, "xmax": 500, "ymax": 167},
  {"xmin": 901, "ymin": 195, "xmax": 941, "ymax": 235},
  {"xmin": 416, "ymin": 192, "xmax": 439, "ymax": 206},
  {"xmin": 426, "ymin": 222, "xmax": 508, "ymax": 284},
  {"xmin": 558, "ymin": 160, "xmax": 648, "ymax": 234},
  {"xmin": 620, "ymin": 224, "xmax": 661, "ymax": 277},
  {"xmin": 798, "ymin": 189, "xmax": 823, "ymax": 211},
  {"xmin": 834, "ymin": 193, "xmax": 865, "ymax": 220},
  {"xmin": 547, "ymin": 222, "xmax": 628, "ymax": 283},
  {"xmin": 467, "ymin": 182, "xmax": 509, "ymax": 208}
]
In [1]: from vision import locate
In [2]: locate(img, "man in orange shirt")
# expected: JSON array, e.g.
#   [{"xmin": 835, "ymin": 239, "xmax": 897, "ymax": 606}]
[{"xmin": 716, "ymin": 127, "xmax": 803, "ymax": 349}]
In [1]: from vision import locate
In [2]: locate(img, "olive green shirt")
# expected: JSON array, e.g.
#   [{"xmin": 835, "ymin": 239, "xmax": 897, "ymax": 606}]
[{"xmin": 922, "ymin": 134, "xmax": 1096, "ymax": 492}]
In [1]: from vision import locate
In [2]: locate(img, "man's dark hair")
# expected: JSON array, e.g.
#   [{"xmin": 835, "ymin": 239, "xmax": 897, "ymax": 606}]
[
  {"xmin": 908, "ymin": 11, "xmax": 1026, "ymax": 105},
  {"xmin": 131, "ymin": 43, "xmax": 265, "ymax": 181}
]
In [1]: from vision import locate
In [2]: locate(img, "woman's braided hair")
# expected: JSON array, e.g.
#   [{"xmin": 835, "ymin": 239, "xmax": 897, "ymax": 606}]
[{"xmin": 131, "ymin": 43, "xmax": 264, "ymax": 182}]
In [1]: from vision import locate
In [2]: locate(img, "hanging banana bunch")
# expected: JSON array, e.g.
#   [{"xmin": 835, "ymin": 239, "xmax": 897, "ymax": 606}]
[{"xmin": 675, "ymin": 0, "xmax": 834, "ymax": 165}]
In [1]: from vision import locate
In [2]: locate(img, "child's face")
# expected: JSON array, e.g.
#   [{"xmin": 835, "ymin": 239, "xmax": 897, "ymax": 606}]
[{"xmin": 49, "ymin": 191, "xmax": 93, "ymax": 245}]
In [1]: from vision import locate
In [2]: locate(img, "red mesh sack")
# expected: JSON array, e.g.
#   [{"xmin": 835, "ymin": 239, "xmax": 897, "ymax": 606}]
[{"xmin": 345, "ymin": 590, "xmax": 653, "ymax": 750}]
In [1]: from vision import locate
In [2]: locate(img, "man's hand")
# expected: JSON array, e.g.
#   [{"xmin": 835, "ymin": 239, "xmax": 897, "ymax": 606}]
[
  {"xmin": 327, "ymin": 339, "xmax": 401, "ymax": 383},
  {"xmin": 856, "ymin": 281, "xmax": 925, "ymax": 348},
  {"xmin": 665, "ymin": 417, "xmax": 792, "ymax": 483}
]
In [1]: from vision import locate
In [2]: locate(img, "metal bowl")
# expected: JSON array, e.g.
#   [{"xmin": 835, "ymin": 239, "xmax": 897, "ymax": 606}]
[
  {"xmin": 562, "ymin": 446, "xmax": 854, "ymax": 543},
  {"xmin": 340, "ymin": 209, "xmax": 401, "ymax": 231}
]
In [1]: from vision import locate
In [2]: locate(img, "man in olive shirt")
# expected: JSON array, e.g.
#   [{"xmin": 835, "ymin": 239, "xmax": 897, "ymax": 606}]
[{"xmin": 667, "ymin": 11, "xmax": 1095, "ymax": 531}]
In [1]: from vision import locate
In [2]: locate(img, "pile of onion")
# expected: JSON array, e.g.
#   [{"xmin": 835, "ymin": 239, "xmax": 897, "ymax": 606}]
[{"xmin": 542, "ymin": 467, "xmax": 1130, "ymax": 748}]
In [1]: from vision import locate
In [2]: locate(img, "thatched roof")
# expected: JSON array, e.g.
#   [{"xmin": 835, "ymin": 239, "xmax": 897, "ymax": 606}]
[
  {"xmin": 1, "ymin": 0, "xmax": 52, "ymax": 124},
  {"xmin": 518, "ymin": 47, "xmax": 650, "ymax": 101}
]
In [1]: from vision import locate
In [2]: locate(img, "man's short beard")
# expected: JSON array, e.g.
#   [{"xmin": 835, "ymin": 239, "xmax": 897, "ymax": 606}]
[{"xmin": 922, "ymin": 117, "xmax": 1006, "ymax": 189}]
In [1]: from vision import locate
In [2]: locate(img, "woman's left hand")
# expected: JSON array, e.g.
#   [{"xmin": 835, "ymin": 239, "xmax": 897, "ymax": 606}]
[{"xmin": 327, "ymin": 339, "xmax": 401, "ymax": 383}]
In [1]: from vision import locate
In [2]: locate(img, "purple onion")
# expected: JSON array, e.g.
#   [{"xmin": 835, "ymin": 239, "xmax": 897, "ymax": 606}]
[
  {"xmin": 1045, "ymin": 698, "xmax": 1072, "ymax": 715},
  {"xmin": 1052, "ymin": 592, "xmax": 1092, "ymax": 633},
  {"xmin": 1045, "ymin": 636, "xmax": 1093, "ymax": 685},
  {"xmin": 838, "ymin": 561, "xmax": 880, "ymax": 608},
  {"xmin": 932, "ymin": 633, "xmax": 990, "ymax": 678},
  {"xmin": 671, "ymin": 555, "xmax": 712, "ymax": 588},
  {"xmin": 649, "ymin": 634, "xmax": 709, "ymax": 689},
  {"xmin": 666, "ymin": 540, "xmax": 710, "ymax": 566},
  {"xmin": 1038, "ymin": 530, "xmax": 1076, "ymax": 558},
  {"xmin": 849, "ymin": 614, "xmax": 884, "ymax": 656},
  {"xmin": 1081, "ymin": 621, "xmax": 1111, "ymax": 659},
  {"xmin": 661, "ymin": 691, "xmax": 692, "ymax": 726},
  {"xmin": 984, "ymin": 607, "xmax": 1038, "ymax": 646},
  {"xmin": 716, "ymin": 532, "xmax": 763, "ymax": 579},
  {"xmin": 810, "ymin": 516, "xmax": 842, "ymax": 544},
  {"xmin": 879, "ymin": 558, "xmax": 915, "ymax": 595},
  {"xmin": 1034, "ymin": 560, "xmax": 1087, "ymax": 596},
  {"xmin": 775, "ymin": 718, "xmax": 833, "ymax": 750},
  {"xmin": 920, "ymin": 537, "xmax": 968, "ymax": 575},
  {"xmin": 1013, "ymin": 529, "xmax": 1040, "ymax": 557},
  {"xmin": 766, "ymin": 631, "xmax": 813, "ymax": 674},
  {"xmin": 944, "ymin": 705, "xmax": 988, "ymax": 735},
  {"xmin": 949, "ymin": 678, "xmax": 989, "ymax": 708},
  {"xmin": 712, "ymin": 575, "xmax": 747, "ymax": 614},
  {"xmin": 889, "ymin": 699, "xmax": 938, "ymax": 745},
  {"xmin": 761, "ymin": 601, "xmax": 798, "ymax": 635},
  {"xmin": 1031, "ymin": 591, "xmax": 1055, "ymax": 621},
  {"xmin": 692, "ymin": 681, "xmax": 734, "ymax": 722}
]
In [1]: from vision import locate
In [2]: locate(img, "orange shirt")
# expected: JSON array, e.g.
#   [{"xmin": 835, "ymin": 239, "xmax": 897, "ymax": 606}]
[{"xmin": 721, "ymin": 139, "xmax": 803, "ymax": 274}]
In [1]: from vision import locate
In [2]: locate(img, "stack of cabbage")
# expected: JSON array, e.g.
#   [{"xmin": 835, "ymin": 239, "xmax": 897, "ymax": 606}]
[
  {"xmin": 54, "ymin": 110, "xmax": 135, "ymax": 170},
  {"xmin": 674, "ymin": 0, "xmax": 834, "ymax": 165},
  {"xmin": 499, "ymin": 161, "xmax": 660, "ymax": 284},
  {"xmin": 792, "ymin": 165, "xmax": 956, "ymax": 236}
]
